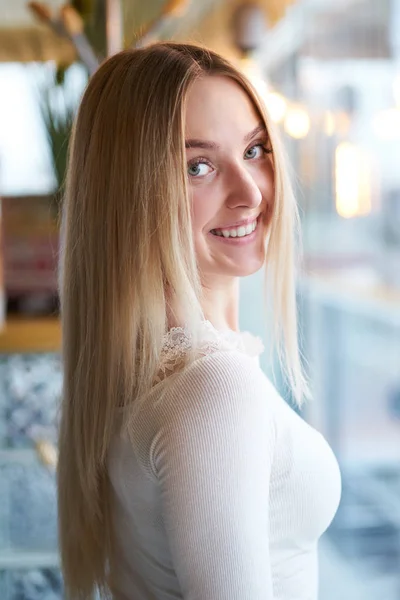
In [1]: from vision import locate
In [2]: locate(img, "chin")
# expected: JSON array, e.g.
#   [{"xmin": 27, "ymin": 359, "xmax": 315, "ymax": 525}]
[
  {"xmin": 219, "ymin": 255, "xmax": 265, "ymax": 278},
  {"xmin": 234, "ymin": 262, "xmax": 264, "ymax": 278}
]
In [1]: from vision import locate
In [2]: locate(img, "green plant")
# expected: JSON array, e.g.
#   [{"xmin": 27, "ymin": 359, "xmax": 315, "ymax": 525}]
[{"xmin": 37, "ymin": 63, "xmax": 87, "ymax": 213}]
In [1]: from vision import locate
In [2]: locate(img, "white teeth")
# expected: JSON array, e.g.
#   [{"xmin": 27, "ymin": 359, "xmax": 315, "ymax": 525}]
[{"xmin": 212, "ymin": 219, "xmax": 258, "ymax": 238}]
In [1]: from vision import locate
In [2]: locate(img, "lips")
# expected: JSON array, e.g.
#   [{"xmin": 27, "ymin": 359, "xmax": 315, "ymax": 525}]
[
  {"xmin": 210, "ymin": 214, "xmax": 261, "ymax": 238},
  {"xmin": 212, "ymin": 215, "xmax": 260, "ymax": 230},
  {"xmin": 211, "ymin": 219, "xmax": 258, "ymax": 238}
]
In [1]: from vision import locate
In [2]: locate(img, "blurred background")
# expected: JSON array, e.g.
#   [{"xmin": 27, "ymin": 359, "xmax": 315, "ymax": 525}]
[{"xmin": 0, "ymin": 0, "xmax": 399, "ymax": 598}]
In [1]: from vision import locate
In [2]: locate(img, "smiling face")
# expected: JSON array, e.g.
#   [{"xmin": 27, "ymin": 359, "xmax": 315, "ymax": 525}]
[{"xmin": 185, "ymin": 75, "xmax": 274, "ymax": 284}]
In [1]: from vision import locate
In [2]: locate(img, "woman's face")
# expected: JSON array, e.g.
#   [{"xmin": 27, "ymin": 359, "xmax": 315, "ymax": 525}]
[{"xmin": 185, "ymin": 75, "xmax": 274, "ymax": 283}]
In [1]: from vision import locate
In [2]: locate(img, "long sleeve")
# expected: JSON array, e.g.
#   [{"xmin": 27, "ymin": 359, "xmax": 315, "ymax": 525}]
[{"xmin": 152, "ymin": 351, "xmax": 277, "ymax": 600}]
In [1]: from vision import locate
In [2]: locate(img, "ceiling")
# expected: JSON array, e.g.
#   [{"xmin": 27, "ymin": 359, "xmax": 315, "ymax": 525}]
[
  {"xmin": 0, "ymin": 0, "xmax": 297, "ymax": 62},
  {"xmin": 254, "ymin": 0, "xmax": 393, "ymax": 75},
  {"xmin": 0, "ymin": 0, "xmax": 226, "ymax": 61},
  {"xmin": 1, "ymin": 0, "xmax": 390, "ymax": 65},
  {"xmin": 302, "ymin": 0, "xmax": 391, "ymax": 59},
  {"xmin": 0, "ymin": 0, "xmax": 77, "ymax": 62},
  {"xmin": 0, "ymin": 0, "xmax": 296, "ymax": 30},
  {"xmin": 0, "ymin": 0, "xmax": 65, "ymax": 28}
]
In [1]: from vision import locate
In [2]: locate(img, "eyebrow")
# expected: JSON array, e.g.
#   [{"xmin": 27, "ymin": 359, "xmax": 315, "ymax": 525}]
[
  {"xmin": 244, "ymin": 123, "xmax": 267, "ymax": 143},
  {"xmin": 185, "ymin": 123, "xmax": 268, "ymax": 150}
]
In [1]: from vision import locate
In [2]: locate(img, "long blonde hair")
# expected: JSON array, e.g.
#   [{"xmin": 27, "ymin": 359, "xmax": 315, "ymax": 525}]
[{"xmin": 58, "ymin": 42, "xmax": 308, "ymax": 599}]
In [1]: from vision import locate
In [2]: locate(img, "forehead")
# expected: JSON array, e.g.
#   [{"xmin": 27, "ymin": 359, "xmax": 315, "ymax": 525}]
[{"xmin": 184, "ymin": 75, "xmax": 261, "ymax": 140}]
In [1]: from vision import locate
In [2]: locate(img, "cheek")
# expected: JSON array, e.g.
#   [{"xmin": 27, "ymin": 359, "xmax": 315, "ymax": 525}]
[
  {"xmin": 191, "ymin": 188, "xmax": 215, "ymax": 235},
  {"xmin": 256, "ymin": 160, "xmax": 274, "ymax": 195}
]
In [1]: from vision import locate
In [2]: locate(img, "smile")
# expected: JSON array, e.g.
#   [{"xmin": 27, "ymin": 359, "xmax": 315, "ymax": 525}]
[{"xmin": 210, "ymin": 218, "xmax": 258, "ymax": 239}]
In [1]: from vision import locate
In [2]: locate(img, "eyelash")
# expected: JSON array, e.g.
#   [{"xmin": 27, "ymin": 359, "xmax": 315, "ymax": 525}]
[
  {"xmin": 188, "ymin": 157, "xmax": 213, "ymax": 171},
  {"xmin": 187, "ymin": 142, "xmax": 272, "ymax": 174},
  {"xmin": 246, "ymin": 143, "xmax": 272, "ymax": 157}
]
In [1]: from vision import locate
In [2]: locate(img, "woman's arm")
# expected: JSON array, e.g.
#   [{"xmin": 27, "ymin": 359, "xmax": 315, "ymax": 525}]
[{"xmin": 153, "ymin": 351, "xmax": 277, "ymax": 600}]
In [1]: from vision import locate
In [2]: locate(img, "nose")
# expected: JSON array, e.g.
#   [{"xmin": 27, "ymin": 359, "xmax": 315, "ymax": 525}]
[{"xmin": 224, "ymin": 162, "xmax": 263, "ymax": 210}]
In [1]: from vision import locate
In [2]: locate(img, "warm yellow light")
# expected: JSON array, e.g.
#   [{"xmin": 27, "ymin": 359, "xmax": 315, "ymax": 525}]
[
  {"xmin": 266, "ymin": 92, "xmax": 287, "ymax": 123},
  {"xmin": 251, "ymin": 76, "xmax": 269, "ymax": 97},
  {"xmin": 336, "ymin": 111, "xmax": 351, "ymax": 136},
  {"xmin": 284, "ymin": 106, "xmax": 310, "ymax": 139},
  {"xmin": 239, "ymin": 57, "xmax": 268, "ymax": 97},
  {"xmin": 335, "ymin": 142, "xmax": 371, "ymax": 218},
  {"xmin": 358, "ymin": 161, "xmax": 372, "ymax": 216},
  {"xmin": 373, "ymin": 108, "xmax": 400, "ymax": 139},
  {"xmin": 323, "ymin": 111, "xmax": 335, "ymax": 136}
]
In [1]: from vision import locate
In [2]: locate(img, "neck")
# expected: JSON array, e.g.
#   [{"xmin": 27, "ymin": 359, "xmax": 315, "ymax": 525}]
[{"xmin": 201, "ymin": 276, "xmax": 240, "ymax": 332}]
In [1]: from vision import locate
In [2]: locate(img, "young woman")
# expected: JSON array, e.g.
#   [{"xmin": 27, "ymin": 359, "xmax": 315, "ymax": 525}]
[{"xmin": 58, "ymin": 42, "xmax": 341, "ymax": 600}]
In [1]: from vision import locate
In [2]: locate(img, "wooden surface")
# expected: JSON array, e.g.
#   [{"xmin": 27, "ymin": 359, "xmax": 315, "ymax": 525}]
[{"xmin": 0, "ymin": 317, "xmax": 61, "ymax": 353}]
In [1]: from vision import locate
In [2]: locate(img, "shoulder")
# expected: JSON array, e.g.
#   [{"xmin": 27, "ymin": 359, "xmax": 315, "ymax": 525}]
[
  {"xmin": 174, "ymin": 349, "xmax": 268, "ymax": 393},
  {"xmin": 155, "ymin": 350, "xmax": 279, "ymax": 430},
  {"xmin": 125, "ymin": 350, "xmax": 278, "ymax": 481},
  {"xmin": 149, "ymin": 350, "xmax": 278, "ymax": 479}
]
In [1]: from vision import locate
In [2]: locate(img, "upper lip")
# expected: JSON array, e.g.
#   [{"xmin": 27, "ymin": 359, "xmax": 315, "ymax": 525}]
[{"xmin": 211, "ymin": 215, "xmax": 260, "ymax": 231}]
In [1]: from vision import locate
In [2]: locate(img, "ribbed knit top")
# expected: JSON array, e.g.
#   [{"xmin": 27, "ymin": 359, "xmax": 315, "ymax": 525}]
[{"xmin": 107, "ymin": 324, "xmax": 341, "ymax": 599}]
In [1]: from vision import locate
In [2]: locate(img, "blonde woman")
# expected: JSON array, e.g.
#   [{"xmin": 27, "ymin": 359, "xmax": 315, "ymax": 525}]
[{"xmin": 58, "ymin": 43, "xmax": 341, "ymax": 600}]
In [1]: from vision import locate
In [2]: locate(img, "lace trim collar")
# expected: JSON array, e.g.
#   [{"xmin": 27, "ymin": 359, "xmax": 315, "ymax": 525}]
[{"xmin": 156, "ymin": 320, "xmax": 264, "ymax": 384}]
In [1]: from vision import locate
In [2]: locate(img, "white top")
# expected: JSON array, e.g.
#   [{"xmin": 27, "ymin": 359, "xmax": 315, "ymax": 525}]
[{"xmin": 107, "ymin": 322, "xmax": 342, "ymax": 600}]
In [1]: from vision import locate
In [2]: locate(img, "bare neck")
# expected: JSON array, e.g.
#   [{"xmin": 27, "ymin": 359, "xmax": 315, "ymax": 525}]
[{"xmin": 200, "ymin": 277, "xmax": 240, "ymax": 333}]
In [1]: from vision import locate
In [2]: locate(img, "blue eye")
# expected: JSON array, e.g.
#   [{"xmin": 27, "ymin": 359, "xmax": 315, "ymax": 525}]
[
  {"xmin": 245, "ymin": 144, "xmax": 266, "ymax": 159},
  {"xmin": 188, "ymin": 161, "xmax": 213, "ymax": 177}
]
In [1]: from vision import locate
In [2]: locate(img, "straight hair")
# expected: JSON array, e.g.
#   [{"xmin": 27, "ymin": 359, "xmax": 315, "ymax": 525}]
[{"xmin": 58, "ymin": 42, "xmax": 308, "ymax": 599}]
